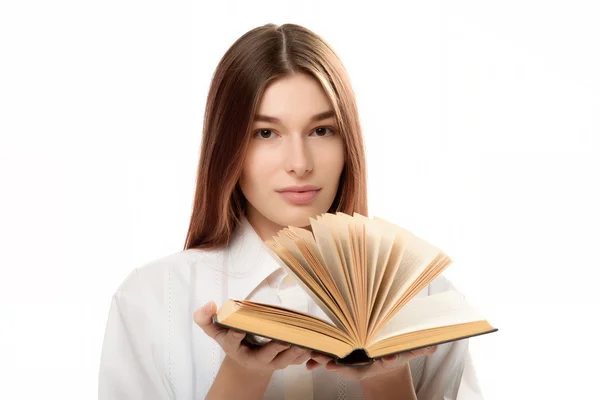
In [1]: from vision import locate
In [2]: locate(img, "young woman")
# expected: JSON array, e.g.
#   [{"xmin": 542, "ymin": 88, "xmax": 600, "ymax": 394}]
[{"xmin": 98, "ymin": 23, "xmax": 484, "ymax": 400}]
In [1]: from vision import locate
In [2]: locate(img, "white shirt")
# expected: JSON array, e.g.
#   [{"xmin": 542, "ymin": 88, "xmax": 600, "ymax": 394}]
[{"xmin": 98, "ymin": 215, "xmax": 485, "ymax": 399}]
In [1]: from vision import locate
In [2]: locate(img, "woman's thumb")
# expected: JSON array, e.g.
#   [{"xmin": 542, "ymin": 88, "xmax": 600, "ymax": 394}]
[{"xmin": 193, "ymin": 301, "xmax": 216, "ymax": 327}]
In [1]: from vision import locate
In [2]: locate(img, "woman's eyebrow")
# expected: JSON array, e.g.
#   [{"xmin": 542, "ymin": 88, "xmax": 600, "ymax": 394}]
[{"xmin": 253, "ymin": 110, "xmax": 335, "ymax": 123}]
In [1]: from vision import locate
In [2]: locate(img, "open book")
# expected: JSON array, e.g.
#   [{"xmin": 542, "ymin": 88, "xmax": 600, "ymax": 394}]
[{"xmin": 213, "ymin": 212, "xmax": 497, "ymax": 366}]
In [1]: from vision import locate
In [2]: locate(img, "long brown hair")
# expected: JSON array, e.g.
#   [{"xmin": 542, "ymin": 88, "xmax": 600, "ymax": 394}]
[{"xmin": 183, "ymin": 23, "xmax": 368, "ymax": 251}]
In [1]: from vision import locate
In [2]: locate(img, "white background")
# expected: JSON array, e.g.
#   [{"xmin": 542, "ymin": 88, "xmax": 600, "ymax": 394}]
[{"xmin": 1, "ymin": 1, "xmax": 599, "ymax": 399}]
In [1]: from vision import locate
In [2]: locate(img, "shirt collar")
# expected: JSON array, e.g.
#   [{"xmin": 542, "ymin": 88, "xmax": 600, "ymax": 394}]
[{"xmin": 224, "ymin": 214, "xmax": 286, "ymax": 300}]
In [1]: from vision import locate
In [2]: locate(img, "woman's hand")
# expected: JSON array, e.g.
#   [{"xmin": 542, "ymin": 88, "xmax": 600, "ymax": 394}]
[
  {"xmin": 194, "ymin": 301, "xmax": 312, "ymax": 375},
  {"xmin": 306, "ymin": 346, "xmax": 438, "ymax": 381}
]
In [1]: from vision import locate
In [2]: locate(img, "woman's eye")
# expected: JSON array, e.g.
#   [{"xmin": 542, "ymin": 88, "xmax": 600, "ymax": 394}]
[
  {"xmin": 255, "ymin": 129, "xmax": 276, "ymax": 139},
  {"xmin": 310, "ymin": 127, "xmax": 335, "ymax": 137},
  {"xmin": 254, "ymin": 126, "xmax": 336, "ymax": 139}
]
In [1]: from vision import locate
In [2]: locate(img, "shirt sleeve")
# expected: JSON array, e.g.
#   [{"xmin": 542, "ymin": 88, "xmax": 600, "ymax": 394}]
[
  {"xmin": 457, "ymin": 350, "xmax": 484, "ymax": 400},
  {"xmin": 414, "ymin": 337, "xmax": 484, "ymax": 400},
  {"xmin": 414, "ymin": 275, "xmax": 485, "ymax": 400},
  {"xmin": 98, "ymin": 271, "xmax": 175, "ymax": 400}
]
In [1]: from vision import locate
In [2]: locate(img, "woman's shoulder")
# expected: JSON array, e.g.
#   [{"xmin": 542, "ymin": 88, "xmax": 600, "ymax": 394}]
[{"xmin": 112, "ymin": 248, "xmax": 224, "ymax": 300}]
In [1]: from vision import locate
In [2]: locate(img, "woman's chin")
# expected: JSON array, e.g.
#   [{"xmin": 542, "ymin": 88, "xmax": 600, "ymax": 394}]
[{"xmin": 278, "ymin": 207, "xmax": 326, "ymax": 228}]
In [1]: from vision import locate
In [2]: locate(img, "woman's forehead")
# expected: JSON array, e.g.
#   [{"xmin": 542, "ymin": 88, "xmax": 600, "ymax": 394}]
[{"xmin": 255, "ymin": 75, "xmax": 334, "ymax": 123}]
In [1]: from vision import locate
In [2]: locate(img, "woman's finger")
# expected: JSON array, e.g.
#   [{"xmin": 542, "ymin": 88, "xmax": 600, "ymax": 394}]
[
  {"xmin": 326, "ymin": 361, "xmax": 362, "ymax": 380},
  {"xmin": 324, "ymin": 360, "xmax": 343, "ymax": 372},
  {"xmin": 308, "ymin": 351, "xmax": 332, "ymax": 365},
  {"xmin": 399, "ymin": 345, "xmax": 438, "ymax": 363},
  {"xmin": 380, "ymin": 345, "xmax": 439, "ymax": 368},
  {"xmin": 193, "ymin": 301, "xmax": 226, "ymax": 340},
  {"xmin": 322, "ymin": 345, "xmax": 440, "ymax": 381},
  {"xmin": 380, "ymin": 353, "xmax": 399, "ymax": 369},
  {"xmin": 305, "ymin": 359, "xmax": 322, "ymax": 370},
  {"xmin": 289, "ymin": 348, "xmax": 313, "ymax": 365},
  {"xmin": 219, "ymin": 329, "xmax": 246, "ymax": 355},
  {"xmin": 254, "ymin": 340, "xmax": 292, "ymax": 364},
  {"xmin": 418, "ymin": 345, "xmax": 438, "ymax": 356},
  {"xmin": 270, "ymin": 346, "xmax": 309, "ymax": 369}
]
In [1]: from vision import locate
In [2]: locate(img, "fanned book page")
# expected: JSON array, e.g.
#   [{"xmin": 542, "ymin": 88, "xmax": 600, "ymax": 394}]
[{"xmin": 214, "ymin": 212, "xmax": 498, "ymax": 366}]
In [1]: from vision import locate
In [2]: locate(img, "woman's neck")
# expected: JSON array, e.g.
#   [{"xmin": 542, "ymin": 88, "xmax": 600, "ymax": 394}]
[{"xmin": 244, "ymin": 208, "xmax": 313, "ymax": 242}]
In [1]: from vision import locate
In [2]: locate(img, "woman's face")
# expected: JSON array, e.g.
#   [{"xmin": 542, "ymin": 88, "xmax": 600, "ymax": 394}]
[{"xmin": 239, "ymin": 72, "xmax": 345, "ymax": 239}]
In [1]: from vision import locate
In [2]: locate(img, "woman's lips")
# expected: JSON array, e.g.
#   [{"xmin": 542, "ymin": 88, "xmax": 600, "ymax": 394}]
[{"xmin": 278, "ymin": 189, "xmax": 321, "ymax": 205}]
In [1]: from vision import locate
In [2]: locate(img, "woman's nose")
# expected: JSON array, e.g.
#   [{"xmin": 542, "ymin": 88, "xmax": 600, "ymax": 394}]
[{"xmin": 284, "ymin": 136, "xmax": 313, "ymax": 177}]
